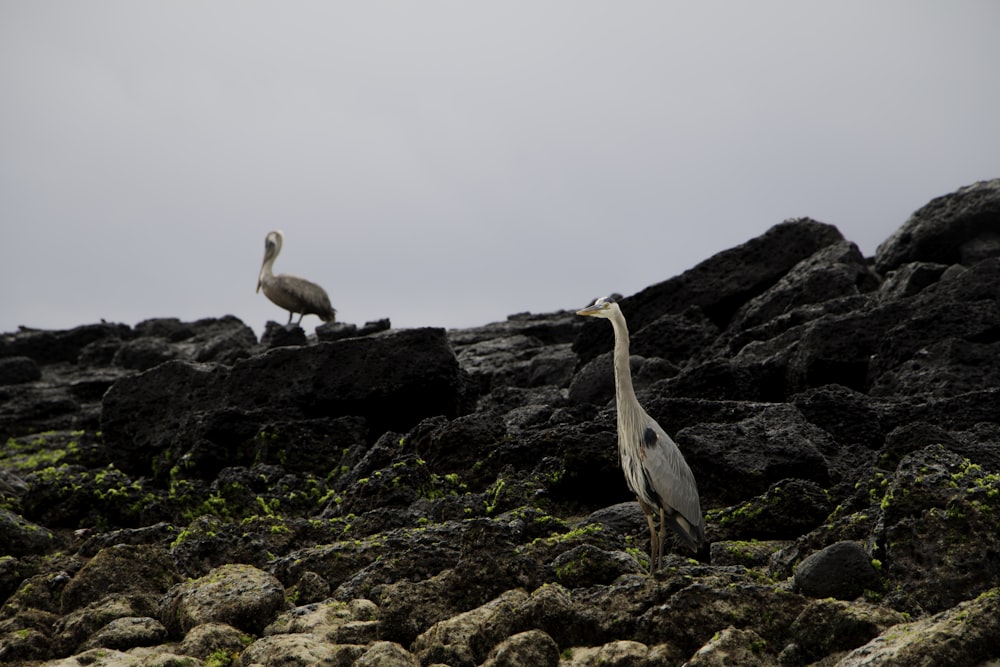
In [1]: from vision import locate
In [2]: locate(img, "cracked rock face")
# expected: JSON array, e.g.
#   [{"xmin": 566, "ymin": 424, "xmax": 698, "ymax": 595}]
[{"xmin": 1, "ymin": 179, "xmax": 999, "ymax": 666}]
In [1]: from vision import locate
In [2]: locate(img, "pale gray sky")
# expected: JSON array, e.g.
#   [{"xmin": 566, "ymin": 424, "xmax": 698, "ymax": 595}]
[{"xmin": 2, "ymin": 2, "xmax": 999, "ymax": 335}]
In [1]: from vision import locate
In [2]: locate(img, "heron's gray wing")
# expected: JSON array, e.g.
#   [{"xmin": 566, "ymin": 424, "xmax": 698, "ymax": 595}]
[{"xmin": 639, "ymin": 418, "xmax": 705, "ymax": 547}]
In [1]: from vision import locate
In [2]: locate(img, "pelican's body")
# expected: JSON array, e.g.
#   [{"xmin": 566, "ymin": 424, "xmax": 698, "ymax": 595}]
[
  {"xmin": 578, "ymin": 295, "xmax": 704, "ymax": 570},
  {"xmin": 256, "ymin": 230, "xmax": 336, "ymax": 325}
]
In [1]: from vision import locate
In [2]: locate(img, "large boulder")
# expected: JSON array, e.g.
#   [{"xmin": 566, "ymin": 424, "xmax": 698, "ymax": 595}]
[
  {"xmin": 875, "ymin": 178, "xmax": 1000, "ymax": 274},
  {"xmin": 0, "ymin": 322, "xmax": 133, "ymax": 366},
  {"xmin": 160, "ymin": 563, "xmax": 286, "ymax": 637},
  {"xmin": 574, "ymin": 218, "xmax": 845, "ymax": 362},
  {"xmin": 101, "ymin": 328, "xmax": 466, "ymax": 479}
]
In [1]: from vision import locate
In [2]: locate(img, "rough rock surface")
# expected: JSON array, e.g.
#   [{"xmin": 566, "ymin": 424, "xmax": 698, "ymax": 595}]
[{"xmin": 1, "ymin": 179, "xmax": 999, "ymax": 666}]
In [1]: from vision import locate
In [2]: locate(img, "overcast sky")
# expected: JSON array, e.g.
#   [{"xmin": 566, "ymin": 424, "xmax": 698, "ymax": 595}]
[{"xmin": 2, "ymin": 2, "xmax": 998, "ymax": 337}]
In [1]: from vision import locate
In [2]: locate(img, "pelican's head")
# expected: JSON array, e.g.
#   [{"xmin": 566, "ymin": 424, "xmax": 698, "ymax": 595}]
[
  {"xmin": 576, "ymin": 295, "xmax": 621, "ymax": 319},
  {"xmin": 257, "ymin": 230, "xmax": 285, "ymax": 292},
  {"xmin": 264, "ymin": 230, "xmax": 284, "ymax": 257}
]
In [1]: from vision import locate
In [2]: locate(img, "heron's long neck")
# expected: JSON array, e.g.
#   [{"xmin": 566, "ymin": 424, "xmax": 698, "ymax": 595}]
[{"xmin": 610, "ymin": 312, "xmax": 641, "ymax": 426}]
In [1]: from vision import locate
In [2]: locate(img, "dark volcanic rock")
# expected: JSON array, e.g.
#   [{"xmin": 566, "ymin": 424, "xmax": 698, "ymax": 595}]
[
  {"xmin": 677, "ymin": 404, "xmax": 834, "ymax": 504},
  {"xmin": 794, "ymin": 541, "xmax": 882, "ymax": 600},
  {"xmin": 0, "ymin": 322, "xmax": 133, "ymax": 365},
  {"xmin": 875, "ymin": 178, "xmax": 1000, "ymax": 273},
  {"xmin": 731, "ymin": 240, "xmax": 879, "ymax": 331},
  {"xmin": 574, "ymin": 217, "xmax": 845, "ymax": 362},
  {"xmin": 101, "ymin": 327, "xmax": 465, "ymax": 479},
  {"xmin": 0, "ymin": 357, "xmax": 41, "ymax": 385}
]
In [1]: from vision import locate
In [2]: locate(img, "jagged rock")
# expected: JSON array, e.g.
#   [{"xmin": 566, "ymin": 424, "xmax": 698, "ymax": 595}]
[
  {"xmin": 878, "ymin": 445, "xmax": 1000, "ymax": 615},
  {"xmin": 0, "ymin": 383, "xmax": 82, "ymax": 439},
  {"xmin": 260, "ymin": 320, "xmax": 308, "ymax": 347},
  {"xmin": 112, "ymin": 337, "xmax": 177, "ymax": 371},
  {"xmin": 0, "ymin": 356, "xmax": 41, "ymax": 385},
  {"xmin": 677, "ymin": 404, "xmax": 834, "ymax": 504},
  {"xmin": 710, "ymin": 478, "xmax": 832, "ymax": 542},
  {"xmin": 837, "ymin": 588, "xmax": 1000, "ymax": 667},
  {"xmin": 456, "ymin": 335, "xmax": 576, "ymax": 392},
  {"xmin": 1, "ymin": 569, "xmax": 74, "ymax": 624},
  {"xmin": 877, "ymin": 261, "xmax": 950, "ymax": 300},
  {"xmin": 550, "ymin": 545, "xmax": 644, "ymax": 588},
  {"xmin": 101, "ymin": 327, "xmax": 465, "ymax": 479},
  {"xmin": 0, "ymin": 625, "xmax": 52, "ymax": 663},
  {"xmin": 177, "ymin": 622, "xmax": 248, "ymax": 662},
  {"xmin": 60, "ymin": 545, "xmax": 179, "ymax": 615},
  {"xmin": 872, "ymin": 336, "xmax": 1000, "ymax": 398},
  {"xmin": 483, "ymin": 628, "xmax": 560, "ymax": 667},
  {"xmin": 354, "ymin": 640, "xmax": 420, "ymax": 667},
  {"xmin": 629, "ymin": 306, "xmax": 720, "ymax": 367},
  {"xmin": 731, "ymin": 240, "xmax": 879, "ymax": 332},
  {"xmin": 237, "ymin": 633, "xmax": 364, "ymax": 666},
  {"xmin": 686, "ymin": 625, "xmax": 772, "ymax": 666},
  {"xmin": 568, "ymin": 351, "xmax": 676, "ymax": 407},
  {"xmin": 784, "ymin": 598, "xmax": 907, "ymax": 665},
  {"xmin": 0, "ymin": 322, "xmax": 133, "ymax": 365},
  {"xmin": 22, "ymin": 464, "xmax": 153, "ymax": 529},
  {"xmin": 411, "ymin": 589, "xmax": 530, "ymax": 667},
  {"xmin": 264, "ymin": 598, "xmax": 379, "ymax": 645},
  {"xmin": 160, "ymin": 564, "xmax": 286, "ymax": 637},
  {"xmin": 55, "ymin": 594, "xmax": 157, "ymax": 658},
  {"xmin": 791, "ymin": 384, "xmax": 884, "ymax": 450},
  {"xmin": 869, "ymin": 260, "xmax": 1000, "ymax": 385},
  {"xmin": 0, "ymin": 508, "xmax": 54, "ymax": 557},
  {"xmin": 77, "ymin": 616, "xmax": 167, "ymax": 651},
  {"xmin": 574, "ymin": 217, "xmax": 845, "ymax": 362},
  {"xmin": 316, "ymin": 317, "xmax": 391, "ymax": 342},
  {"xmin": 875, "ymin": 178, "xmax": 1000, "ymax": 273},
  {"xmin": 449, "ymin": 310, "xmax": 583, "ymax": 349},
  {"xmin": 793, "ymin": 541, "xmax": 881, "ymax": 600},
  {"xmin": 709, "ymin": 540, "xmax": 788, "ymax": 568}
]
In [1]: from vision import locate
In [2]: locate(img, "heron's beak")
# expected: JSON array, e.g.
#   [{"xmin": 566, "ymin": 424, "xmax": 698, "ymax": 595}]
[
  {"xmin": 256, "ymin": 278, "xmax": 262, "ymax": 293},
  {"xmin": 576, "ymin": 304, "xmax": 601, "ymax": 317}
]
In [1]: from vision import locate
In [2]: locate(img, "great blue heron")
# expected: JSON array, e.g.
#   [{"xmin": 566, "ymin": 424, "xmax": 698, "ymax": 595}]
[
  {"xmin": 577, "ymin": 295, "xmax": 704, "ymax": 571},
  {"xmin": 256, "ymin": 230, "xmax": 337, "ymax": 326}
]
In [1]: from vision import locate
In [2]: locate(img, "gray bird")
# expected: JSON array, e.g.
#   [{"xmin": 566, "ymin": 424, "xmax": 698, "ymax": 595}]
[
  {"xmin": 256, "ymin": 230, "xmax": 337, "ymax": 325},
  {"xmin": 577, "ymin": 295, "xmax": 704, "ymax": 571}
]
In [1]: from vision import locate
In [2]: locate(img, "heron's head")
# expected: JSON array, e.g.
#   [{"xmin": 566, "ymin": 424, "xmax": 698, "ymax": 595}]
[{"xmin": 576, "ymin": 295, "xmax": 620, "ymax": 319}]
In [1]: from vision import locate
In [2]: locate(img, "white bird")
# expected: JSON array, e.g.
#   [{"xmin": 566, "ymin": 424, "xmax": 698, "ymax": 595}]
[
  {"xmin": 256, "ymin": 230, "xmax": 336, "ymax": 325},
  {"xmin": 577, "ymin": 295, "xmax": 705, "ymax": 571}
]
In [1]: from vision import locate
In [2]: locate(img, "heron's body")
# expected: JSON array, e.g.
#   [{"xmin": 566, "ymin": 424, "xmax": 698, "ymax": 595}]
[
  {"xmin": 578, "ymin": 296, "xmax": 704, "ymax": 570},
  {"xmin": 257, "ymin": 230, "xmax": 336, "ymax": 325}
]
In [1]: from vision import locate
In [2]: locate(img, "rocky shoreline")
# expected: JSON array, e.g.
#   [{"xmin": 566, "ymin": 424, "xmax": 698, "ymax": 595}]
[{"xmin": 2, "ymin": 179, "xmax": 999, "ymax": 666}]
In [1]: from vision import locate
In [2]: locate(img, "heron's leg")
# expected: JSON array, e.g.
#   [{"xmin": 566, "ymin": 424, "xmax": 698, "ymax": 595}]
[
  {"xmin": 656, "ymin": 506, "xmax": 668, "ymax": 570},
  {"xmin": 286, "ymin": 312, "xmax": 294, "ymax": 325},
  {"xmin": 645, "ymin": 513, "xmax": 659, "ymax": 573},
  {"xmin": 295, "ymin": 313, "xmax": 305, "ymax": 326},
  {"xmin": 638, "ymin": 499, "xmax": 659, "ymax": 573}
]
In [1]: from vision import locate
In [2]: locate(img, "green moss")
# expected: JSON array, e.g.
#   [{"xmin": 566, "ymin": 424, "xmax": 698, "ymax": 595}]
[
  {"xmin": 534, "ymin": 523, "xmax": 603, "ymax": 546},
  {"xmin": 484, "ymin": 476, "xmax": 506, "ymax": 514}
]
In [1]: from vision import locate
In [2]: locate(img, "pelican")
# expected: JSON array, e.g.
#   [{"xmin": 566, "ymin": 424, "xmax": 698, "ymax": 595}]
[{"xmin": 256, "ymin": 230, "xmax": 337, "ymax": 325}]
